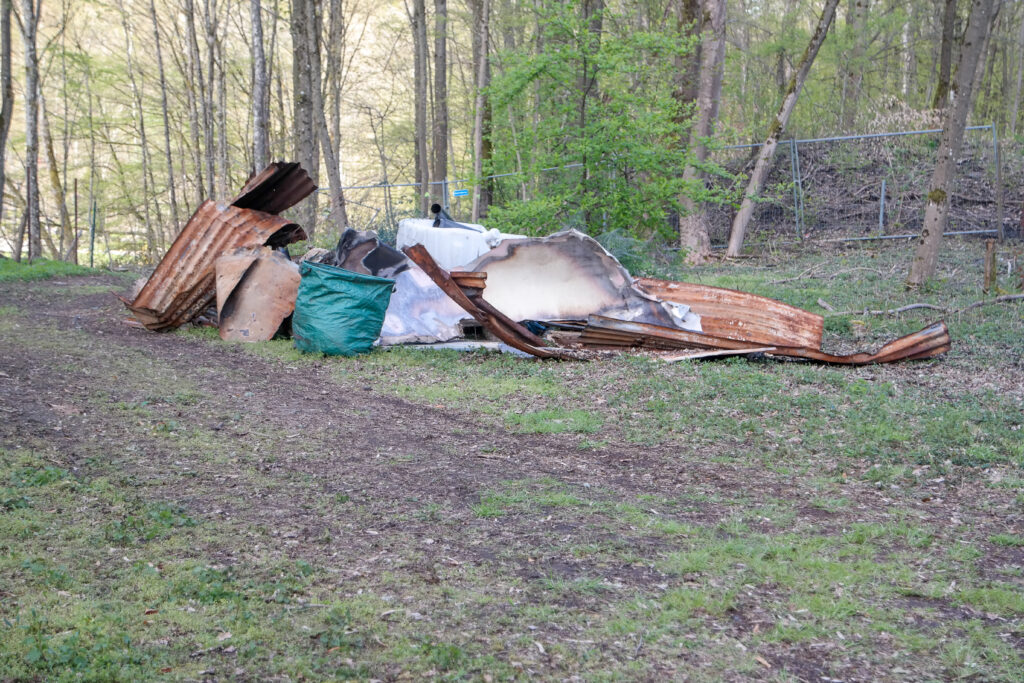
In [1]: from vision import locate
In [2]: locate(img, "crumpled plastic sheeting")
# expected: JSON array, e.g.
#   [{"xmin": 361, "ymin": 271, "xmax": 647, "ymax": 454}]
[{"xmin": 379, "ymin": 265, "xmax": 469, "ymax": 346}]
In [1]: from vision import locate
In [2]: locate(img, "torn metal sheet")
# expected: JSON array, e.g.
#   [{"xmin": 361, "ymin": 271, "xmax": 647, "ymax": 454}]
[
  {"xmin": 580, "ymin": 315, "xmax": 949, "ymax": 365},
  {"xmin": 123, "ymin": 162, "xmax": 313, "ymax": 331},
  {"xmin": 215, "ymin": 248, "xmax": 300, "ymax": 342},
  {"xmin": 123, "ymin": 202, "xmax": 306, "ymax": 331},
  {"xmin": 634, "ymin": 277, "xmax": 823, "ymax": 348},
  {"xmin": 404, "ymin": 244, "xmax": 578, "ymax": 359},
  {"xmin": 460, "ymin": 230, "xmax": 702, "ymax": 331},
  {"xmin": 231, "ymin": 161, "xmax": 318, "ymax": 215}
]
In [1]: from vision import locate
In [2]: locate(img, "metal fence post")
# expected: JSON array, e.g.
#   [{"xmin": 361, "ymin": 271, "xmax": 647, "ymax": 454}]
[
  {"xmin": 992, "ymin": 124, "xmax": 1004, "ymax": 242},
  {"xmin": 793, "ymin": 139, "xmax": 806, "ymax": 240},
  {"xmin": 442, "ymin": 178, "xmax": 451, "ymax": 214},
  {"xmin": 89, "ymin": 199, "xmax": 97, "ymax": 268},
  {"xmin": 878, "ymin": 178, "xmax": 886, "ymax": 234},
  {"xmin": 788, "ymin": 138, "xmax": 802, "ymax": 240}
]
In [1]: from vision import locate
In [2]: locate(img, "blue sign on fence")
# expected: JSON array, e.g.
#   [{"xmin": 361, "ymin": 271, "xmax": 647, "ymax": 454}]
[{"xmin": 452, "ymin": 189, "xmax": 469, "ymax": 197}]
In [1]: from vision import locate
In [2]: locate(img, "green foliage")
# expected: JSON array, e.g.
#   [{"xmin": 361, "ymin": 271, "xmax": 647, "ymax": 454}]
[
  {"xmin": 486, "ymin": 2, "xmax": 699, "ymax": 240},
  {"xmin": 0, "ymin": 259, "xmax": 99, "ymax": 282}
]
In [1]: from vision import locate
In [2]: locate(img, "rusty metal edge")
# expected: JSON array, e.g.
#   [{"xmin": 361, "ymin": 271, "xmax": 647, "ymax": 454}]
[{"xmin": 402, "ymin": 244, "xmax": 578, "ymax": 360}]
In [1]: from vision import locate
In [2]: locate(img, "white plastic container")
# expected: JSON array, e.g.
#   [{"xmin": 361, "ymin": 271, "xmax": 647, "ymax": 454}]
[{"xmin": 396, "ymin": 218, "xmax": 524, "ymax": 270}]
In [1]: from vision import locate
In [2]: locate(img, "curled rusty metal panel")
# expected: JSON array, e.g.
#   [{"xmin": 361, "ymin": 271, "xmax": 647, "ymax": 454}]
[
  {"xmin": 215, "ymin": 248, "xmax": 301, "ymax": 342},
  {"xmin": 634, "ymin": 277, "xmax": 823, "ymax": 348},
  {"xmin": 123, "ymin": 201, "xmax": 306, "ymax": 331},
  {"xmin": 231, "ymin": 162, "xmax": 317, "ymax": 215},
  {"xmin": 580, "ymin": 315, "xmax": 949, "ymax": 365}
]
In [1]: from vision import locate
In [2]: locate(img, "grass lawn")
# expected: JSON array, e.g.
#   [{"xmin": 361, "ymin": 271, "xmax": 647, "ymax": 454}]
[{"xmin": 0, "ymin": 238, "xmax": 1021, "ymax": 680}]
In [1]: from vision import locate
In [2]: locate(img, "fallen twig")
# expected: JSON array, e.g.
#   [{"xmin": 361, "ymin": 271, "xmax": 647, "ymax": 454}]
[
  {"xmin": 826, "ymin": 303, "xmax": 947, "ymax": 317},
  {"xmin": 956, "ymin": 294, "xmax": 1024, "ymax": 315}
]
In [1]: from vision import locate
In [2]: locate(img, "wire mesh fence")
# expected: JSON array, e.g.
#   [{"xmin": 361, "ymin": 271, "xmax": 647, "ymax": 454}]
[{"xmin": 335, "ymin": 124, "xmax": 1012, "ymax": 251}]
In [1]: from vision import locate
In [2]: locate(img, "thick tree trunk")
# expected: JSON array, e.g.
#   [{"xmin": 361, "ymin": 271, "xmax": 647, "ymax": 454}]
[
  {"xmin": 291, "ymin": 0, "xmax": 319, "ymax": 235},
  {"xmin": 908, "ymin": 0, "xmax": 994, "ymax": 286},
  {"xmin": 150, "ymin": 0, "xmax": 181, "ymax": 232},
  {"xmin": 0, "ymin": 0, "xmax": 12, "ymax": 241},
  {"xmin": 203, "ymin": 0, "xmax": 217, "ymax": 197},
  {"xmin": 726, "ymin": 0, "xmax": 840, "ymax": 257},
  {"xmin": 931, "ymin": 0, "xmax": 957, "ymax": 110},
  {"xmin": 431, "ymin": 0, "xmax": 448, "ymax": 206},
  {"xmin": 470, "ymin": 0, "xmax": 490, "ymax": 221},
  {"xmin": 21, "ymin": 0, "xmax": 40, "ymax": 260},
  {"xmin": 306, "ymin": 0, "xmax": 348, "ymax": 231},
  {"xmin": 678, "ymin": 0, "xmax": 726, "ymax": 264},
  {"xmin": 411, "ymin": 0, "xmax": 429, "ymax": 214},
  {"xmin": 251, "ymin": 0, "xmax": 269, "ymax": 170}
]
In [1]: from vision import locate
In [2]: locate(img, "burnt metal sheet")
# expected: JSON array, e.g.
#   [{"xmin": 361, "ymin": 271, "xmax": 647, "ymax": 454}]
[
  {"xmin": 460, "ymin": 230, "xmax": 702, "ymax": 331},
  {"xmin": 123, "ymin": 200, "xmax": 306, "ymax": 331},
  {"xmin": 231, "ymin": 161, "xmax": 317, "ymax": 215},
  {"xmin": 215, "ymin": 247, "xmax": 300, "ymax": 342},
  {"xmin": 634, "ymin": 277, "xmax": 823, "ymax": 348},
  {"xmin": 580, "ymin": 315, "xmax": 949, "ymax": 365},
  {"xmin": 404, "ymin": 244, "xmax": 578, "ymax": 359}
]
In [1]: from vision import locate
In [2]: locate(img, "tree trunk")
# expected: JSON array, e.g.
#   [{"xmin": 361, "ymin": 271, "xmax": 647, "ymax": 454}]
[
  {"xmin": 21, "ymin": 0, "xmax": 40, "ymax": 260},
  {"xmin": 410, "ymin": 0, "xmax": 429, "ymax": 214},
  {"xmin": 0, "ymin": 0, "xmax": 12, "ymax": 242},
  {"xmin": 150, "ymin": 0, "xmax": 181, "ymax": 233},
  {"xmin": 470, "ymin": 0, "xmax": 490, "ymax": 221},
  {"xmin": 291, "ymin": 0, "xmax": 319, "ymax": 235},
  {"xmin": 1011, "ymin": 6, "xmax": 1024, "ymax": 135},
  {"xmin": 431, "ymin": 0, "xmax": 448, "ymax": 207},
  {"xmin": 931, "ymin": 0, "xmax": 957, "ymax": 110},
  {"xmin": 40, "ymin": 95, "xmax": 73, "ymax": 261},
  {"xmin": 678, "ymin": 0, "xmax": 726, "ymax": 264},
  {"xmin": 306, "ymin": 0, "xmax": 348, "ymax": 232},
  {"xmin": 116, "ymin": 0, "xmax": 158, "ymax": 262},
  {"xmin": 203, "ymin": 0, "xmax": 217, "ymax": 197},
  {"xmin": 726, "ymin": 0, "xmax": 840, "ymax": 257},
  {"xmin": 185, "ymin": 0, "xmax": 206, "ymax": 202},
  {"xmin": 908, "ymin": 0, "xmax": 994, "ymax": 286},
  {"xmin": 842, "ymin": 0, "xmax": 868, "ymax": 129},
  {"xmin": 251, "ymin": 0, "xmax": 269, "ymax": 170}
]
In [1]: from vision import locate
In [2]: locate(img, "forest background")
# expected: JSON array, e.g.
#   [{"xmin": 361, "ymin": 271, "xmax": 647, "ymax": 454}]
[{"xmin": 0, "ymin": 0, "xmax": 1021, "ymax": 267}]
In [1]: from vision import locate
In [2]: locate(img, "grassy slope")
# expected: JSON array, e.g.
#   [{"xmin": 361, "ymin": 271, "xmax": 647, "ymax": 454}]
[{"xmin": 1, "ymin": 239, "xmax": 1022, "ymax": 681}]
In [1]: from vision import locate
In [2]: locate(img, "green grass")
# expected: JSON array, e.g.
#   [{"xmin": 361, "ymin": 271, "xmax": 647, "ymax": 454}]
[
  {"xmin": 2, "ymin": 238, "xmax": 1022, "ymax": 680},
  {"xmin": 0, "ymin": 258, "xmax": 100, "ymax": 282}
]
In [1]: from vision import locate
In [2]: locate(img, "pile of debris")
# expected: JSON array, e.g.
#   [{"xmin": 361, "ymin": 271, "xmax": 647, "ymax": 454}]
[{"xmin": 123, "ymin": 163, "xmax": 950, "ymax": 365}]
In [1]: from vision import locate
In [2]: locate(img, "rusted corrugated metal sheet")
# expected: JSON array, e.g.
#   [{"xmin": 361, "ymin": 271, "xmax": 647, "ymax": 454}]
[
  {"xmin": 124, "ymin": 162, "xmax": 314, "ymax": 331},
  {"xmin": 123, "ymin": 201, "xmax": 306, "ymax": 331},
  {"xmin": 231, "ymin": 161, "xmax": 317, "ymax": 215},
  {"xmin": 215, "ymin": 247, "xmax": 301, "ymax": 342},
  {"xmin": 634, "ymin": 277, "xmax": 823, "ymax": 348},
  {"xmin": 580, "ymin": 315, "xmax": 950, "ymax": 365}
]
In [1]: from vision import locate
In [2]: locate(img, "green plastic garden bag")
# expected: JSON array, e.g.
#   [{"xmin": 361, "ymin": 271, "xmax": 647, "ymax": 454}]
[{"xmin": 292, "ymin": 261, "xmax": 395, "ymax": 356}]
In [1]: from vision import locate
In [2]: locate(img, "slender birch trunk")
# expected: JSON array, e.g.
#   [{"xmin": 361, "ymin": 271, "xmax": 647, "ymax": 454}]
[
  {"xmin": 0, "ymin": 0, "xmax": 13, "ymax": 242},
  {"xmin": 21, "ymin": 0, "xmax": 40, "ymax": 260},
  {"xmin": 150, "ymin": 0, "xmax": 181, "ymax": 232},
  {"xmin": 726, "ymin": 0, "xmax": 840, "ymax": 257}
]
